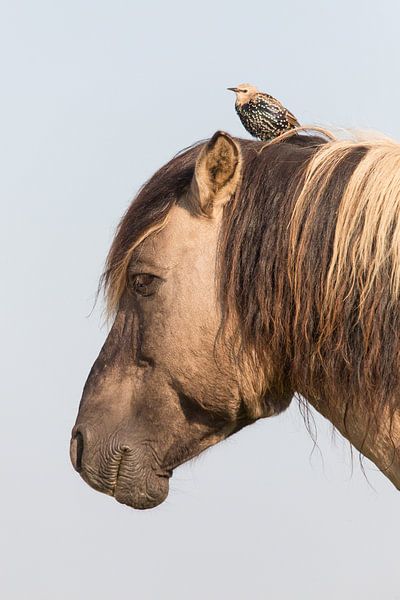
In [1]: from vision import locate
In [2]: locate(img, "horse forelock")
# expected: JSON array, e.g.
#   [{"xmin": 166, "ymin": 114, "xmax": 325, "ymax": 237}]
[{"xmin": 102, "ymin": 141, "xmax": 205, "ymax": 314}]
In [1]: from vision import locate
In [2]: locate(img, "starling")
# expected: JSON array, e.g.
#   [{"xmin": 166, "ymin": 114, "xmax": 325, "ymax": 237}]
[{"xmin": 227, "ymin": 83, "xmax": 300, "ymax": 141}]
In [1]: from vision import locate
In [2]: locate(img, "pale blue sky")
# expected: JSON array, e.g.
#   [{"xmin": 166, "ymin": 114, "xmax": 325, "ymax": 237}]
[{"xmin": 2, "ymin": 1, "xmax": 400, "ymax": 599}]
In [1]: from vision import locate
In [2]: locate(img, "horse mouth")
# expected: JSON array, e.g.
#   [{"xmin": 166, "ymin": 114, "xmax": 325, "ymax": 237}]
[
  {"xmin": 70, "ymin": 435, "xmax": 171, "ymax": 510},
  {"xmin": 112, "ymin": 451, "xmax": 171, "ymax": 509}
]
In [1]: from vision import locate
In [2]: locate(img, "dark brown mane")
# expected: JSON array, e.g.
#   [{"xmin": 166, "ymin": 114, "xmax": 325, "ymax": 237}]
[
  {"xmin": 219, "ymin": 137, "xmax": 367, "ymax": 411},
  {"xmin": 221, "ymin": 134, "xmax": 400, "ymax": 444},
  {"xmin": 104, "ymin": 131, "xmax": 400, "ymax": 442}
]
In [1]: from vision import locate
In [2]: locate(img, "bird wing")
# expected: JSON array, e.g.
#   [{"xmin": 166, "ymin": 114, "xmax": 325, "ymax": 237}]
[
  {"xmin": 257, "ymin": 93, "xmax": 280, "ymax": 111},
  {"xmin": 285, "ymin": 109, "xmax": 300, "ymax": 127},
  {"xmin": 254, "ymin": 94, "xmax": 283, "ymax": 117},
  {"xmin": 259, "ymin": 93, "xmax": 300, "ymax": 126}
]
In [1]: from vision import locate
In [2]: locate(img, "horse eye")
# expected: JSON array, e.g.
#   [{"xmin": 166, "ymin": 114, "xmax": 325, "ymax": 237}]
[{"xmin": 130, "ymin": 273, "xmax": 160, "ymax": 297}]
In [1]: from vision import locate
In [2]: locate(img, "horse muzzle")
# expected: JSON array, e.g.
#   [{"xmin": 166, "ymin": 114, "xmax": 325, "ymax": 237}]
[{"xmin": 70, "ymin": 427, "xmax": 170, "ymax": 509}]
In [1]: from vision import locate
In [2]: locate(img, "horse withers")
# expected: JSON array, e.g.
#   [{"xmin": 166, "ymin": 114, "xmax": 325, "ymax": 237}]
[{"xmin": 71, "ymin": 130, "xmax": 400, "ymax": 508}]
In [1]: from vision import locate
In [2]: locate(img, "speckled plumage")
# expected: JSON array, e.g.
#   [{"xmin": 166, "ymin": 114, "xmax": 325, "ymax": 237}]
[{"xmin": 228, "ymin": 84, "xmax": 300, "ymax": 141}]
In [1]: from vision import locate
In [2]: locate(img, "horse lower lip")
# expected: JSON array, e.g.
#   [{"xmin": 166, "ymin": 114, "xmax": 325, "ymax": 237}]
[
  {"xmin": 98, "ymin": 452, "xmax": 171, "ymax": 509},
  {"xmin": 113, "ymin": 473, "xmax": 170, "ymax": 509}
]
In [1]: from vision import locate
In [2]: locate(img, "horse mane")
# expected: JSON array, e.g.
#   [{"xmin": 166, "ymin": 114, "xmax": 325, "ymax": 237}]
[
  {"xmin": 103, "ymin": 129, "xmax": 400, "ymax": 436},
  {"xmin": 220, "ymin": 131, "xmax": 400, "ymax": 436}
]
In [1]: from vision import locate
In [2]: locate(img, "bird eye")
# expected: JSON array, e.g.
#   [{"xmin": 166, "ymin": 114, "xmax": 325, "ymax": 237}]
[
  {"xmin": 129, "ymin": 273, "xmax": 160, "ymax": 297},
  {"xmin": 242, "ymin": 89, "xmax": 248, "ymax": 93}
]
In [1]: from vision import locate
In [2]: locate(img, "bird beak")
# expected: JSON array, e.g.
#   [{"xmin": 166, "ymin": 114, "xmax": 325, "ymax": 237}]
[{"xmin": 227, "ymin": 87, "xmax": 240, "ymax": 93}]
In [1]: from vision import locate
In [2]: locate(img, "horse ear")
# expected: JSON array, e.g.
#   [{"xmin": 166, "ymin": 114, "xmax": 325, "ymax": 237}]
[{"xmin": 191, "ymin": 131, "xmax": 242, "ymax": 216}]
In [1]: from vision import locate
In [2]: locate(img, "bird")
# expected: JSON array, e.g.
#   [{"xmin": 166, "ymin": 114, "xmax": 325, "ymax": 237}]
[{"xmin": 227, "ymin": 83, "xmax": 300, "ymax": 141}]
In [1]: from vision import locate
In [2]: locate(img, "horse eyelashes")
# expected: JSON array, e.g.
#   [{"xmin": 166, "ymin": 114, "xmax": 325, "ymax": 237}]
[{"xmin": 130, "ymin": 273, "xmax": 161, "ymax": 297}]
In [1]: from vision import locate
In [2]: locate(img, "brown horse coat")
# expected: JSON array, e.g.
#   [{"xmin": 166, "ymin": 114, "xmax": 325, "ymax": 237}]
[{"xmin": 71, "ymin": 130, "xmax": 400, "ymax": 508}]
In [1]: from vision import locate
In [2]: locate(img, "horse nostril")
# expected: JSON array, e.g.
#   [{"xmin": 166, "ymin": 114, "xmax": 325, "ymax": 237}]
[{"xmin": 70, "ymin": 431, "xmax": 84, "ymax": 472}]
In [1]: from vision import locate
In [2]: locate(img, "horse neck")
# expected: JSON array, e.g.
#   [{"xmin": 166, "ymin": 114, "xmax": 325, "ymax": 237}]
[{"xmin": 306, "ymin": 392, "xmax": 400, "ymax": 489}]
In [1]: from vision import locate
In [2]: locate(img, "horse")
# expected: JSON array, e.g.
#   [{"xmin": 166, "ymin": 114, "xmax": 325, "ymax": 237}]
[{"xmin": 70, "ymin": 128, "xmax": 400, "ymax": 509}]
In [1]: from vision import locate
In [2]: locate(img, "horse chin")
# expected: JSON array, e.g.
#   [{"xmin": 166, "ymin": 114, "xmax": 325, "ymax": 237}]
[{"xmin": 113, "ymin": 470, "xmax": 170, "ymax": 510}]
